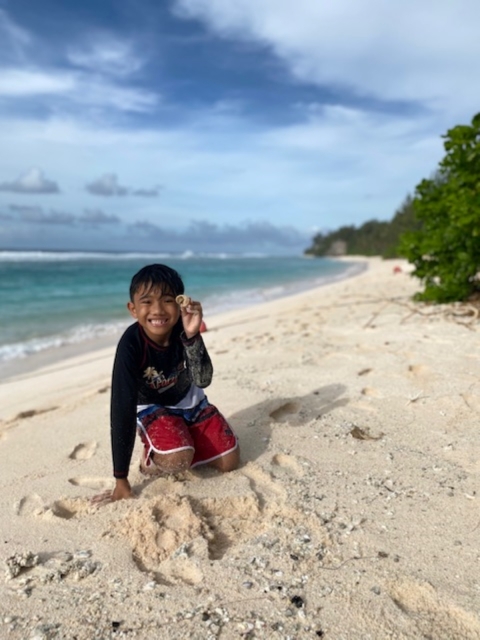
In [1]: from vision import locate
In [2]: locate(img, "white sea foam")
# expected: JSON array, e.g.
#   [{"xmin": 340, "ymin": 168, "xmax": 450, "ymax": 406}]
[
  {"xmin": 0, "ymin": 250, "xmax": 268, "ymax": 262},
  {"xmin": 0, "ymin": 321, "xmax": 128, "ymax": 362},
  {"xmin": 0, "ymin": 251, "xmax": 173, "ymax": 262}
]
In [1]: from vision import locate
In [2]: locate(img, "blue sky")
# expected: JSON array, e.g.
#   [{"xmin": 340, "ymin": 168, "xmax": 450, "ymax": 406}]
[{"xmin": 0, "ymin": 0, "xmax": 479, "ymax": 254}]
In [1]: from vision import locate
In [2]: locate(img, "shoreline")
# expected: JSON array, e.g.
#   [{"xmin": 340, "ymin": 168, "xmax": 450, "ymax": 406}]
[{"xmin": 0, "ymin": 257, "xmax": 367, "ymax": 385}]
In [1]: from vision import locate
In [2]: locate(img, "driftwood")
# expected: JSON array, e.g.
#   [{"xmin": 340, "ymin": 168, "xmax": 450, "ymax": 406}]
[
  {"xmin": 357, "ymin": 295, "xmax": 479, "ymax": 331},
  {"xmin": 399, "ymin": 300, "xmax": 479, "ymax": 330}
]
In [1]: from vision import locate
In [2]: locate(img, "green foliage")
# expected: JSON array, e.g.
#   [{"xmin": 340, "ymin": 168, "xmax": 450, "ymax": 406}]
[
  {"xmin": 305, "ymin": 194, "xmax": 418, "ymax": 259},
  {"xmin": 398, "ymin": 113, "xmax": 480, "ymax": 302}
]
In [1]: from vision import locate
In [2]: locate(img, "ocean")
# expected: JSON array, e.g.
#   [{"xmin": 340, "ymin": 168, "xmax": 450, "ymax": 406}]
[{"xmin": 0, "ymin": 251, "xmax": 364, "ymax": 377}]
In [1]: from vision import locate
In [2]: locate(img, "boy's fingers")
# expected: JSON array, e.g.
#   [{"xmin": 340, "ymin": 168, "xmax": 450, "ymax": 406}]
[
  {"xmin": 90, "ymin": 490, "xmax": 113, "ymax": 505},
  {"xmin": 185, "ymin": 301, "xmax": 202, "ymax": 315}
]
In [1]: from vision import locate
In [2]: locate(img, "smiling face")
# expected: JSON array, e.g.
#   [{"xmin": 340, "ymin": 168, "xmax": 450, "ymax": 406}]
[{"xmin": 127, "ymin": 284, "xmax": 181, "ymax": 346}]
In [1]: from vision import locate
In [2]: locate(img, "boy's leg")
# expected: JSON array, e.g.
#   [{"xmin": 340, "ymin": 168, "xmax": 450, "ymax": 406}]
[
  {"xmin": 208, "ymin": 446, "xmax": 240, "ymax": 472},
  {"xmin": 189, "ymin": 404, "xmax": 239, "ymax": 472},
  {"xmin": 151, "ymin": 449, "xmax": 194, "ymax": 473},
  {"xmin": 138, "ymin": 408, "xmax": 195, "ymax": 475}
]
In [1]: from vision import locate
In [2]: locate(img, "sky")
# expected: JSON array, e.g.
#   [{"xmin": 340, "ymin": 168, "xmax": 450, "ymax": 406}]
[{"xmin": 0, "ymin": 0, "xmax": 479, "ymax": 254}]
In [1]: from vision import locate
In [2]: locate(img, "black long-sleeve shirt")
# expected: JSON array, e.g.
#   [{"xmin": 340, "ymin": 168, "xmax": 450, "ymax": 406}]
[{"xmin": 110, "ymin": 322, "xmax": 213, "ymax": 478}]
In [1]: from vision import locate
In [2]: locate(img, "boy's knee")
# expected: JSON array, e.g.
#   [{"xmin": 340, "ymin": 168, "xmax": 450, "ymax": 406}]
[
  {"xmin": 211, "ymin": 447, "xmax": 240, "ymax": 473},
  {"xmin": 152, "ymin": 449, "xmax": 194, "ymax": 473}
]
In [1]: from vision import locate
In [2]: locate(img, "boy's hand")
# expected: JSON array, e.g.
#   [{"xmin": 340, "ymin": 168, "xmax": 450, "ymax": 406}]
[
  {"xmin": 181, "ymin": 300, "xmax": 203, "ymax": 339},
  {"xmin": 91, "ymin": 478, "xmax": 135, "ymax": 506}
]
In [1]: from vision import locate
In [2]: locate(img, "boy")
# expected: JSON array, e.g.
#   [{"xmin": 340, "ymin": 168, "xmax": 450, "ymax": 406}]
[{"xmin": 94, "ymin": 263, "xmax": 239, "ymax": 504}]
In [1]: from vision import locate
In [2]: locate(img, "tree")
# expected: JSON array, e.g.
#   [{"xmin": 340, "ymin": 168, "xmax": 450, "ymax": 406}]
[
  {"xmin": 304, "ymin": 194, "xmax": 419, "ymax": 259},
  {"xmin": 398, "ymin": 113, "xmax": 480, "ymax": 302}
]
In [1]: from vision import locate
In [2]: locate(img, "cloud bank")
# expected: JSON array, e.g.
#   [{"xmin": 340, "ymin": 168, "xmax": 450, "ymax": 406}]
[
  {"xmin": 85, "ymin": 173, "xmax": 160, "ymax": 197},
  {"xmin": 0, "ymin": 168, "xmax": 60, "ymax": 194}
]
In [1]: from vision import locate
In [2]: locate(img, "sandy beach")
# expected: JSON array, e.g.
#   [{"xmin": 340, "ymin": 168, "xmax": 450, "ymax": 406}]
[{"xmin": 1, "ymin": 257, "xmax": 479, "ymax": 640}]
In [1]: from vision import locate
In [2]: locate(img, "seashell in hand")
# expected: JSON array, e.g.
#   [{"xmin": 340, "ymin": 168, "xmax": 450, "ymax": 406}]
[{"xmin": 176, "ymin": 295, "xmax": 191, "ymax": 307}]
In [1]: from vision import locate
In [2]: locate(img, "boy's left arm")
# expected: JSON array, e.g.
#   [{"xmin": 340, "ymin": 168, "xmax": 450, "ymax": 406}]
[
  {"xmin": 180, "ymin": 298, "xmax": 213, "ymax": 387},
  {"xmin": 182, "ymin": 332, "xmax": 213, "ymax": 387}
]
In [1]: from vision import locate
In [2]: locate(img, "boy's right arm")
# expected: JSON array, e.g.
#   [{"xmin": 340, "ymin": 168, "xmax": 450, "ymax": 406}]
[
  {"xmin": 92, "ymin": 337, "xmax": 139, "ymax": 506},
  {"xmin": 110, "ymin": 335, "xmax": 139, "ymax": 488}
]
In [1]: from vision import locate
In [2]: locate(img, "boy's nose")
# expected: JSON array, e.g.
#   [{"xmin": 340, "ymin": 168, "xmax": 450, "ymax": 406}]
[{"xmin": 151, "ymin": 299, "xmax": 166, "ymax": 313}]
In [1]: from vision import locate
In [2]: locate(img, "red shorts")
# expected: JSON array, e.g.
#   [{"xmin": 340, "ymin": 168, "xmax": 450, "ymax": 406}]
[{"xmin": 137, "ymin": 402, "xmax": 238, "ymax": 468}]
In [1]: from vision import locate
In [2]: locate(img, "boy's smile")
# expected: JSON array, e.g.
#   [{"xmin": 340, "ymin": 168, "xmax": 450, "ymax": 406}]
[{"xmin": 127, "ymin": 286, "xmax": 180, "ymax": 346}]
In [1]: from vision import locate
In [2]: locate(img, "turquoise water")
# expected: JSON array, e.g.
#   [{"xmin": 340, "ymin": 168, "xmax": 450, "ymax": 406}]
[{"xmin": 0, "ymin": 251, "xmax": 364, "ymax": 364}]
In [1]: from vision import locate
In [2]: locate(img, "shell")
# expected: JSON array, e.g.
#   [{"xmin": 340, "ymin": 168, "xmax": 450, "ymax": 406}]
[{"xmin": 175, "ymin": 295, "xmax": 191, "ymax": 307}]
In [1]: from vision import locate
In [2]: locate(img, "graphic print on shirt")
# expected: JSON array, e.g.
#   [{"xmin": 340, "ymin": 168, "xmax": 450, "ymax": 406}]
[{"xmin": 143, "ymin": 361, "xmax": 186, "ymax": 392}]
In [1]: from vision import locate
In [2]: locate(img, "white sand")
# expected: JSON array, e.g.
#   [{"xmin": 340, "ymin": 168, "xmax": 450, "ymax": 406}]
[{"xmin": 1, "ymin": 257, "xmax": 479, "ymax": 639}]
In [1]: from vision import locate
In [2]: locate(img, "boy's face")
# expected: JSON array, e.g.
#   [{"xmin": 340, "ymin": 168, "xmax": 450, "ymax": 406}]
[{"xmin": 127, "ymin": 285, "xmax": 180, "ymax": 346}]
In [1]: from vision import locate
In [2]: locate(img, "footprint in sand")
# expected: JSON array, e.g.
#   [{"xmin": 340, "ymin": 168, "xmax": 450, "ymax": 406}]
[
  {"xmin": 16, "ymin": 493, "xmax": 93, "ymax": 519},
  {"xmin": 271, "ymin": 453, "xmax": 305, "ymax": 476},
  {"xmin": 241, "ymin": 462, "xmax": 286, "ymax": 505},
  {"xmin": 12, "ymin": 406, "xmax": 58, "ymax": 422},
  {"xmin": 45, "ymin": 498, "xmax": 92, "ymax": 520},
  {"xmin": 361, "ymin": 387, "xmax": 383, "ymax": 398},
  {"xmin": 68, "ymin": 441, "xmax": 97, "ymax": 460},
  {"xmin": 388, "ymin": 578, "xmax": 480, "ymax": 639},
  {"xmin": 14, "ymin": 493, "xmax": 45, "ymax": 516},
  {"xmin": 49, "ymin": 500, "xmax": 77, "ymax": 520},
  {"xmin": 408, "ymin": 364, "xmax": 430, "ymax": 377},
  {"xmin": 68, "ymin": 477, "xmax": 112, "ymax": 490},
  {"xmin": 269, "ymin": 401, "xmax": 300, "ymax": 422}
]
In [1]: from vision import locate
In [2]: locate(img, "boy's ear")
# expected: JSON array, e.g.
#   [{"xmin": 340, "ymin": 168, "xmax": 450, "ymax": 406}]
[{"xmin": 127, "ymin": 301, "xmax": 137, "ymax": 318}]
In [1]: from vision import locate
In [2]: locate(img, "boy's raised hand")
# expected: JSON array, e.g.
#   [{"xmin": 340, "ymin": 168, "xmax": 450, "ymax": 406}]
[{"xmin": 180, "ymin": 299, "xmax": 203, "ymax": 339}]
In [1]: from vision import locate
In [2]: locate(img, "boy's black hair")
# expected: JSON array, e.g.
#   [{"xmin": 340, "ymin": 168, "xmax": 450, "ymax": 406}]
[{"xmin": 129, "ymin": 264, "xmax": 185, "ymax": 301}]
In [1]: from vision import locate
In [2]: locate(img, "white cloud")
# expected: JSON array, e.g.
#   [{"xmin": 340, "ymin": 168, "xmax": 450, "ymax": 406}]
[
  {"xmin": 80, "ymin": 209, "xmax": 121, "ymax": 224},
  {"xmin": 74, "ymin": 77, "xmax": 158, "ymax": 112},
  {"xmin": 173, "ymin": 0, "xmax": 480, "ymax": 118},
  {"xmin": 0, "ymin": 9, "xmax": 157, "ymax": 113},
  {"xmin": 7, "ymin": 204, "xmax": 121, "ymax": 227},
  {"xmin": 133, "ymin": 187, "xmax": 161, "ymax": 197},
  {"xmin": 0, "ymin": 69, "xmax": 75, "ymax": 96},
  {"xmin": 85, "ymin": 174, "xmax": 161, "ymax": 198},
  {"xmin": 67, "ymin": 34, "xmax": 145, "ymax": 77},
  {"xmin": 9, "ymin": 204, "xmax": 74, "ymax": 224},
  {"xmin": 0, "ymin": 168, "xmax": 60, "ymax": 194},
  {"xmin": 0, "ymin": 67, "xmax": 157, "ymax": 112},
  {"xmin": 86, "ymin": 174, "xmax": 129, "ymax": 196},
  {"xmin": 0, "ymin": 9, "xmax": 31, "ymax": 56},
  {"xmin": 0, "ymin": 7, "xmax": 157, "ymax": 111}
]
